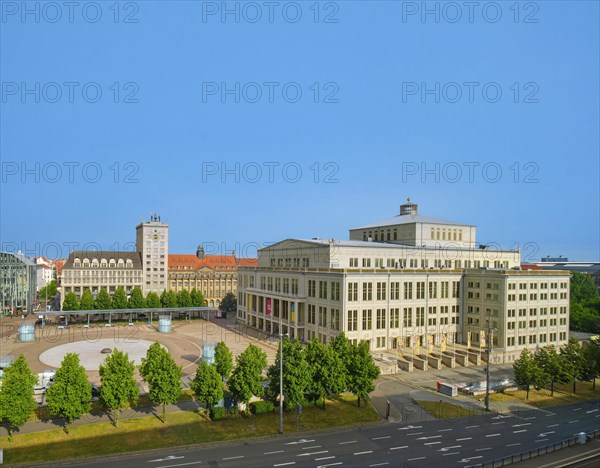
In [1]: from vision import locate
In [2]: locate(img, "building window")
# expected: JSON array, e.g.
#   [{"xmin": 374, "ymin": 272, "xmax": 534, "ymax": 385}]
[
  {"xmin": 347, "ymin": 310, "xmax": 358, "ymax": 331},
  {"xmin": 376, "ymin": 282, "xmax": 386, "ymax": 301},
  {"xmin": 362, "ymin": 309, "xmax": 372, "ymax": 330},
  {"xmin": 347, "ymin": 282, "xmax": 358, "ymax": 301},
  {"xmin": 362, "ymin": 282, "xmax": 373, "ymax": 301},
  {"xmin": 376, "ymin": 309, "xmax": 386, "ymax": 329}
]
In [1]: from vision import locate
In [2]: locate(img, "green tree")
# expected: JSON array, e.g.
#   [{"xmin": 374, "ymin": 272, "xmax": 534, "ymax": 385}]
[
  {"xmin": 191, "ymin": 361, "xmax": 223, "ymax": 409},
  {"xmin": 570, "ymin": 272, "xmax": 598, "ymax": 304},
  {"xmin": 305, "ymin": 339, "xmax": 347, "ymax": 408},
  {"xmin": 99, "ymin": 349, "xmax": 139, "ymax": 427},
  {"xmin": 513, "ymin": 349, "xmax": 549, "ymax": 399},
  {"xmin": 190, "ymin": 288, "xmax": 205, "ymax": 307},
  {"xmin": 330, "ymin": 332, "xmax": 352, "ymax": 387},
  {"xmin": 38, "ymin": 280, "xmax": 58, "ymax": 301},
  {"xmin": 535, "ymin": 345, "xmax": 574, "ymax": 396},
  {"xmin": 570, "ymin": 272, "xmax": 600, "ymax": 333},
  {"xmin": 62, "ymin": 291, "xmax": 80, "ymax": 311},
  {"xmin": 161, "ymin": 290, "xmax": 178, "ymax": 308},
  {"xmin": 145, "ymin": 291, "xmax": 161, "ymax": 308},
  {"xmin": 177, "ymin": 289, "xmax": 192, "ymax": 308},
  {"xmin": 267, "ymin": 338, "xmax": 310, "ymax": 408},
  {"xmin": 0, "ymin": 355, "xmax": 38, "ymax": 434},
  {"xmin": 79, "ymin": 289, "xmax": 94, "ymax": 311},
  {"xmin": 214, "ymin": 341, "xmax": 233, "ymax": 382},
  {"xmin": 94, "ymin": 288, "xmax": 112, "ymax": 310},
  {"xmin": 128, "ymin": 286, "xmax": 146, "ymax": 309},
  {"xmin": 228, "ymin": 344, "xmax": 268, "ymax": 410},
  {"xmin": 139, "ymin": 342, "xmax": 182, "ymax": 422},
  {"xmin": 582, "ymin": 339, "xmax": 600, "ymax": 390},
  {"xmin": 45, "ymin": 353, "xmax": 91, "ymax": 428},
  {"xmin": 560, "ymin": 339, "xmax": 587, "ymax": 393},
  {"xmin": 347, "ymin": 340, "xmax": 380, "ymax": 407},
  {"xmin": 219, "ymin": 292, "xmax": 237, "ymax": 316},
  {"xmin": 111, "ymin": 286, "xmax": 128, "ymax": 310}
]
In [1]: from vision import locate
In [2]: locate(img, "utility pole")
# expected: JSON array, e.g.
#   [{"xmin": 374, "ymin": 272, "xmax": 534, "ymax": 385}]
[{"xmin": 484, "ymin": 319, "xmax": 492, "ymax": 412}]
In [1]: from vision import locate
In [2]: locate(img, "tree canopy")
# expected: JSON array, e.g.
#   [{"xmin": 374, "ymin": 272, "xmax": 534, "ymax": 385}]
[
  {"xmin": 219, "ymin": 292, "xmax": 237, "ymax": 314},
  {"xmin": 128, "ymin": 286, "xmax": 146, "ymax": 309},
  {"xmin": 139, "ymin": 342, "xmax": 182, "ymax": 421},
  {"xmin": 267, "ymin": 338, "xmax": 310, "ymax": 408},
  {"xmin": 62, "ymin": 291, "xmax": 80, "ymax": 311},
  {"xmin": 535, "ymin": 345, "xmax": 574, "ymax": 396},
  {"xmin": 145, "ymin": 291, "xmax": 161, "ymax": 308},
  {"xmin": 45, "ymin": 353, "xmax": 92, "ymax": 426},
  {"xmin": 214, "ymin": 341, "xmax": 233, "ymax": 382},
  {"xmin": 0, "ymin": 355, "xmax": 38, "ymax": 434},
  {"xmin": 512, "ymin": 349, "xmax": 549, "ymax": 399},
  {"xmin": 305, "ymin": 339, "xmax": 347, "ymax": 408},
  {"xmin": 99, "ymin": 349, "xmax": 139, "ymax": 427},
  {"xmin": 79, "ymin": 289, "xmax": 94, "ymax": 311},
  {"xmin": 347, "ymin": 340, "xmax": 380, "ymax": 407},
  {"xmin": 191, "ymin": 361, "xmax": 223, "ymax": 409},
  {"xmin": 94, "ymin": 288, "xmax": 112, "ymax": 310},
  {"xmin": 228, "ymin": 344, "xmax": 267, "ymax": 409},
  {"xmin": 111, "ymin": 286, "xmax": 128, "ymax": 310}
]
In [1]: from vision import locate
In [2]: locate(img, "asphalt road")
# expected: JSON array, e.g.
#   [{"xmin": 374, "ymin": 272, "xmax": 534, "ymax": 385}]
[{"xmin": 67, "ymin": 400, "xmax": 600, "ymax": 468}]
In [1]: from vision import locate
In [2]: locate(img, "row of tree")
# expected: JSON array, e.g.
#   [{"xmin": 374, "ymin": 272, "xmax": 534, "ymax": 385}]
[
  {"xmin": 569, "ymin": 272, "xmax": 600, "ymax": 333},
  {"xmin": 61, "ymin": 286, "xmax": 206, "ymax": 311},
  {"xmin": 513, "ymin": 338, "xmax": 600, "ymax": 399}
]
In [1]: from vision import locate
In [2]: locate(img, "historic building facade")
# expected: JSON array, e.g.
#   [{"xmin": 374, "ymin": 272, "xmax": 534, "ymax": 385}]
[
  {"xmin": 61, "ymin": 214, "xmax": 167, "ymax": 304},
  {"xmin": 236, "ymin": 201, "xmax": 570, "ymax": 363},
  {"xmin": 168, "ymin": 245, "xmax": 257, "ymax": 307}
]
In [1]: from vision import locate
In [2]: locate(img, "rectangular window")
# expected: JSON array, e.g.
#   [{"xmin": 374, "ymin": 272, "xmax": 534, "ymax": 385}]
[
  {"xmin": 376, "ymin": 309, "xmax": 386, "ymax": 329},
  {"xmin": 390, "ymin": 308, "xmax": 400, "ymax": 328},
  {"xmin": 308, "ymin": 280, "xmax": 316, "ymax": 298},
  {"xmin": 347, "ymin": 310, "xmax": 358, "ymax": 331},
  {"xmin": 331, "ymin": 282, "xmax": 340, "ymax": 301},
  {"xmin": 362, "ymin": 310, "xmax": 372, "ymax": 330},
  {"xmin": 377, "ymin": 282, "xmax": 387, "ymax": 301},
  {"xmin": 404, "ymin": 282, "xmax": 413, "ymax": 300},
  {"xmin": 428, "ymin": 282, "xmax": 437, "ymax": 299},
  {"xmin": 403, "ymin": 307, "xmax": 413, "ymax": 327},
  {"xmin": 416, "ymin": 282, "xmax": 425, "ymax": 299},
  {"xmin": 348, "ymin": 282, "xmax": 358, "ymax": 301},
  {"xmin": 416, "ymin": 307, "xmax": 425, "ymax": 326},
  {"xmin": 363, "ymin": 282, "xmax": 373, "ymax": 301},
  {"xmin": 319, "ymin": 281, "xmax": 328, "ymax": 299},
  {"xmin": 390, "ymin": 282, "xmax": 400, "ymax": 300}
]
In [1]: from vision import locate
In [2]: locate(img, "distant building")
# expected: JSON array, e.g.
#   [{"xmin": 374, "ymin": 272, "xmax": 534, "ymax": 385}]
[
  {"xmin": 168, "ymin": 246, "xmax": 258, "ymax": 307},
  {"xmin": 61, "ymin": 214, "xmax": 168, "ymax": 305},
  {"xmin": 237, "ymin": 200, "xmax": 571, "ymax": 363},
  {"xmin": 1, "ymin": 252, "xmax": 38, "ymax": 313},
  {"xmin": 523, "ymin": 257, "xmax": 600, "ymax": 292},
  {"xmin": 34, "ymin": 257, "xmax": 55, "ymax": 290}
]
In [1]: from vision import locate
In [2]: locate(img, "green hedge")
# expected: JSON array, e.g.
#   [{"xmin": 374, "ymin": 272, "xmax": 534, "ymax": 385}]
[
  {"xmin": 210, "ymin": 406, "xmax": 226, "ymax": 420},
  {"xmin": 250, "ymin": 400, "xmax": 275, "ymax": 415}
]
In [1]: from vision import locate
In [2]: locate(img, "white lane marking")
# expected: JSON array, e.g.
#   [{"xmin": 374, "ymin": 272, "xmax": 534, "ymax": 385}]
[
  {"xmin": 513, "ymin": 430, "xmax": 527, "ymax": 433},
  {"xmin": 316, "ymin": 463, "xmax": 342, "ymax": 468},
  {"xmin": 475, "ymin": 448, "xmax": 491, "ymax": 452},
  {"xmin": 369, "ymin": 463, "xmax": 389, "ymax": 467},
  {"xmin": 439, "ymin": 446, "xmax": 462, "ymax": 452},
  {"xmin": 274, "ymin": 463, "xmax": 295, "ymax": 467},
  {"xmin": 315, "ymin": 457, "xmax": 335, "ymax": 461},
  {"xmin": 417, "ymin": 435, "xmax": 442, "ymax": 440},
  {"xmin": 547, "ymin": 424, "xmax": 559, "ymax": 428},
  {"xmin": 339, "ymin": 440, "xmax": 356, "ymax": 445},
  {"xmin": 524, "ymin": 417, "xmax": 536, "ymax": 420},
  {"xmin": 424, "ymin": 442, "xmax": 441, "ymax": 446},
  {"xmin": 438, "ymin": 428, "xmax": 453, "ymax": 432},
  {"xmin": 456, "ymin": 437, "xmax": 472, "ymax": 441},
  {"xmin": 596, "ymin": 415, "xmax": 600, "ymax": 418},
  {"xmin": 486, "ymin": 433, "xmax": 501, "ymax": 437},
  {"xmin": 354, "ymin": 451, "xmax": 373, "ymax": 455},
  {"xmin": 492, "ymin": 422, "xmax": 505, "ymax": 425},
  {"xmin": 390, "ymin": 446, "xmax": 408, "ymax": 450},
  {"xmin": 512, "ymin": 423, "xmax": 531, "ymax": 427},
  {"xmin": 506, "ymin": 443, "xmax": 521, "ymax": 447},
  {"xmin": 286, "ymin": 439, "xmax": 315, "ymax": 445},
  {"xmin": 407, "ymin": 457, "xmax": 426, "ymax": 461},
  {"xmin": 372, "ymin": 436, "xmax": 391, "ymax": 440},
  {"xmin": 458, "ymin": 456, "xmax": 482, "ymax": 462},
  {"xmin": 297, "ymin": 451, "xmax": 328, "ymax": 457},
  {"xmin": 157, "ymin": 463, "xmax": 200, "ymax": 468},
  {"xmin": 586, "ymin": 409, "xmax": 599, "ymax": 414},
  {"xmin": 535, "ymin": 439, "xmax": 549, "ymax": 443},
  {"xmin": 398, "ymin": 425, "xmax": 423, "ymax": 431},
  {"xmin": 407, "ymin": 432, "xmax": 423, "ymax": 436},
  {"xmin": 149, "ymin": 456, "xmax": 185, "ymax": 463},
  {"xmin": 466, "ymin": 425, "xmax": 479, "ymax": 429},
  {"xmin": 568, "ymin": 420, "xmax": 580, "ymax": 423},
  {"xmin": 443, "ymin": 452, "xmax": 460, "ymax": 456},
  {"xmin": 302, "ymin": 446, "xmax": 322, "ymax": 450},
  {"xmin": 223, "ymin": 456, "xmax": 244, "ymax": 461},
  {"xmin": 265, "ymin": 451, "xmax": 285, "ymax": 455},
  {"xmin": 573, "ymin": 408, "xmax": 582, "ymax": 411},
  {"xmin": 539, "ymin": 431, "xmax": 555, "ymax": 437}
]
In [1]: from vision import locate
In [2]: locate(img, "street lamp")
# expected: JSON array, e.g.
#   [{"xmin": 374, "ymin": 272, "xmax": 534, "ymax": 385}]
[{"xmin": 279, "ymin": 332, "xmax": 288, "ymax": 434}]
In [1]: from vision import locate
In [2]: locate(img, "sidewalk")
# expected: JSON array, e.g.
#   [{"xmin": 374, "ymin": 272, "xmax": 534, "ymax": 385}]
[{"xmin": 0, "ymin": 400, "xmax": 201, "ymax": 438}]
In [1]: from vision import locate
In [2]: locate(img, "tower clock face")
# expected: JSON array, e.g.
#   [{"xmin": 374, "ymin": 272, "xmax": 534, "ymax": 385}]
[{"xmin": 152, "ymin": 229, "xmax": 159, "ymax": 240}]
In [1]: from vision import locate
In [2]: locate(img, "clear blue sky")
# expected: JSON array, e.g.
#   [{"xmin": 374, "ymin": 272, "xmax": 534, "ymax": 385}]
[{"xmin": 1, "ymin": 1, "xmax": 598, "ymax": 262}]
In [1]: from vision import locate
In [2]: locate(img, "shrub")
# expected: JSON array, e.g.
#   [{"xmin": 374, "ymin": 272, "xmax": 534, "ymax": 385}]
[
  {"xmin": 250, "ymin": 400, "xmax": 275, "ymax": 415},
  {"xmin": 210, "ymin": 406, "xmax": 226, "ymax": 420}
]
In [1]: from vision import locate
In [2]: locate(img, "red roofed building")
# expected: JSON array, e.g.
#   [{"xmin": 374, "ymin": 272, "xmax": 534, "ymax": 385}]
[{"xmin": 168, "ymin": 245, "xmax": 257, "ymax": 307}]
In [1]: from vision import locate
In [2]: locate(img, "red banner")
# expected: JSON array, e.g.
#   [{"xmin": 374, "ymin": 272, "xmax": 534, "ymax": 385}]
[{"xmin": 266, "ymin": 298, "xmax": 272, "ymax": 315}]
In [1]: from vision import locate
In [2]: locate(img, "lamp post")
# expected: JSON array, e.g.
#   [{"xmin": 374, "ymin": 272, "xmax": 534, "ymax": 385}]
[{"xmin": 279, "ymin": 332, "xmax": 288, "ymax": 434}]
